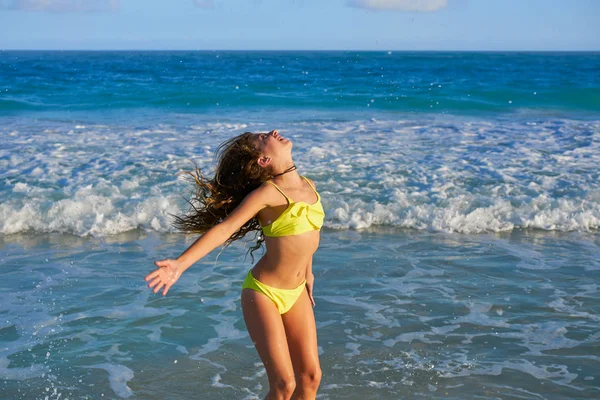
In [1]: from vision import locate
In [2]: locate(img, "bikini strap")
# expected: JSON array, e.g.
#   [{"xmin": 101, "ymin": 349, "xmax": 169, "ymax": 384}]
[
  {"xmin": 301, "ymin": 176, "xmax": 320, "ymax": 198},
  {"xmin": 264, "ymin": 180, "xmax": 291, "ymax": 203}
]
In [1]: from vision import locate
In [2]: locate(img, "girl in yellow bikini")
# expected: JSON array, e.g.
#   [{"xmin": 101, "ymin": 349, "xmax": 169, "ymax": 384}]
[{"xmin": 144, "ymin": 129, "xmax": 325, "ymax": 400}]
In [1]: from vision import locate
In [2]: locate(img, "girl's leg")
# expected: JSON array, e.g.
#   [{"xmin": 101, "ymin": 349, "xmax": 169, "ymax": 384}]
[
  {"xmin": 241, "ymin": 289, "xmax": 296, "ymax": 400},
  {"xmin": 281, "ymin": 289, "xmax": 322, "ymax": 400}
]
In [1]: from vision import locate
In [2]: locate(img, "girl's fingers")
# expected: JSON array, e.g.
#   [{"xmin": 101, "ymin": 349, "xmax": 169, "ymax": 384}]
[
  {"xmin": 146, "ymin": 278, "xmax": 156, "ymax": 289},
  {"xmin": 154, "ymin": 259, "xmax": 172, "ymax": 268},
  {"xmin": 306, "ymin": 285, "xmax": 315, "ymax": 306},
  {"xmin": 145, "ymin": 270, "xmax": 160, "ymax": 282},
  {"xmin": 146, "ymin": 260, "xmax": 169, "ymax": 282},
  {"xmin": 153, "ymin": 281, "xmax": 165, "ymax": 294},
  {"xmin": 147, "ymin": 261, "xmax": 177, "ymax": 295},
  {"xmin": 148, "ymin": 277, "xmax": 161, "ymax": 289}
]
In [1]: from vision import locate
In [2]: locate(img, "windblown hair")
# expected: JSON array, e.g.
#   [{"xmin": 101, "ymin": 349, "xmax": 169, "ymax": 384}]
[{"xmin": 172, "ymin": 132, "xmax": 273, "ymax": 259}]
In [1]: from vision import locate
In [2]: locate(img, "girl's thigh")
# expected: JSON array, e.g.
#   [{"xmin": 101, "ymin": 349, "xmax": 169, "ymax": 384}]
[
  {"xmin": 241, "ymin": 289, "xmax": 295, "ymax": 381},
  {"xmin": 281, "ymin": 289, "xmax": 320, "ymax": 374}
]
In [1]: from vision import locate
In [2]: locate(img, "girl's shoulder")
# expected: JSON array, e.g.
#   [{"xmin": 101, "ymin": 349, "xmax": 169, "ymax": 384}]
[
  {"xmin": 304, "ymin": 176, "xmax": 316, "ymax": 186},
  {"xmin": 302, "ymin": 176, "xmax": 318, "ymax": 191}
]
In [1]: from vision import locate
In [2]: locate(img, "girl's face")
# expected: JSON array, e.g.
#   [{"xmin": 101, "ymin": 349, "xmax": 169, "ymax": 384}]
[{"xmin": 254, "ymin": 130, "xmax": 292, "ymax": 158}]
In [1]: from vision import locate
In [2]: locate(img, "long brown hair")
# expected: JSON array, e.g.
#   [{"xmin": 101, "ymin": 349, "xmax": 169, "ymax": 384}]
[{"xmin": 172, "ymin": 132, "xmax": 273, "ymax": 259}]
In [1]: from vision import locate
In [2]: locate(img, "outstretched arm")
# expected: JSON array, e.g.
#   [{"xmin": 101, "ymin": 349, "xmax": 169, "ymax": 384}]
[{"xmin": 145, "ymin": 185, "xmax": 270, "ymax": 295}]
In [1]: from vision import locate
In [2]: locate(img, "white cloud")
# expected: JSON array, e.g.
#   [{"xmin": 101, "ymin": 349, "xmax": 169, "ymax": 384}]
[
  {"xmin": 348, "ymin": 0, "xmax": 447, "ymax": 12},
  {"xmin": 0, "ymin": 0, "xmax": 119, "ymax": 12},
  {"xmin": 193, "ymin": 0, "xmax": 216, "ymax": 9}
]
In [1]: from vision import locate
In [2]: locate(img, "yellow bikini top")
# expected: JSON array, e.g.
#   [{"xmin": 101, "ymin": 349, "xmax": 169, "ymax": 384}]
[{"xmin": 261, "ymin": 176, "xmax": 325, "ymax": 237}]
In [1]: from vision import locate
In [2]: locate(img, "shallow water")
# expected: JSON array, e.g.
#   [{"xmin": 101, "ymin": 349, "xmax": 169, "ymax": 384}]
[{"xmin": 1, "ymin": 230, "xmax": 599, "ymax": 399}]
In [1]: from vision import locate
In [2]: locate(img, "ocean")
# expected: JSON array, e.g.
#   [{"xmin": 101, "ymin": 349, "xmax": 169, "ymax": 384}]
[{"xmin": 1, "ymin": 51, "xmax": 599, "ymax": 399}]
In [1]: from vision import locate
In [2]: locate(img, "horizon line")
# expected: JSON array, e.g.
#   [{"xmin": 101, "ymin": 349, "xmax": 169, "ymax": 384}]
[{"xmin": 2, "ymin": 48, "xmax": 599, "ymax": 52}]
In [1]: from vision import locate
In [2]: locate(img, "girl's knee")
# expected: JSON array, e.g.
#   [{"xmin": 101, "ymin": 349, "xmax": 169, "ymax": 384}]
[
  {"xmin": 299, "ymin": 367, "xmax": 322, "ymax": 390},
  {"xmin": 270, "ymin": 374, "xmax": 296, "ymax": 398}
]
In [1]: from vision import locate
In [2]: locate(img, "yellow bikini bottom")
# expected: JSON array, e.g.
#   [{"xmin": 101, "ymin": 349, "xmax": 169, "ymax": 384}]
[{"xmin": 241, "ymin": 270, "xmax": 306, "ymax": 314}]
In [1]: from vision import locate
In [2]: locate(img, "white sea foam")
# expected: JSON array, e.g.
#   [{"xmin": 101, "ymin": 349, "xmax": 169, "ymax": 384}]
[
  {"xmin": 0, "ymin": 194, "xmax": 180, "ymax": 236},
  {"xmin": 0, "ymin": 357, "xmax": 48, "ymax": 380},
  {"xmin": 211, "ymin": 373, "xmax": 235, "ymax": 389},
  {"xmin": 87, "ymin": 363, "xmax": 134, "ymax": 398},
  {"xmin": 190, "ymin": 313, "xmax": 247, "ymax": 358},
  {"xmin": 344, "ymin": 342, "xmax": 361, "ymax": 357},
  {"xmin": 1, "ymin": 117, "xmax": 598, "ymax": 236}
]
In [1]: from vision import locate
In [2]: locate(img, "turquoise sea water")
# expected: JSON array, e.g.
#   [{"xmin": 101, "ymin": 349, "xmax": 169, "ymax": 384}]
[
  {"xmin": 1, "ymin": 51, "xmax": 599, "ymax": 116},
  {"xmin": 1, "ymin": 51, "xmax": 600, "ymax": 399}
]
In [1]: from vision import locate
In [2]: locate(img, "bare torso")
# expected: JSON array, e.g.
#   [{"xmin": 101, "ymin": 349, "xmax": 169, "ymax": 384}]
[
  {"xmin": 252, "ymin": 233, "xmax": 320, "ymax": 288},
  {"xmin": 252, "ymin": 177, "xmax": 321, "ymax": 288}
]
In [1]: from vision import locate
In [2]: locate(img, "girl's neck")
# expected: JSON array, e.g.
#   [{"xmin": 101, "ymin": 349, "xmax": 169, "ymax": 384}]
[
  {"xmin": 272, "ymin": 164, "xmax": 302, "ymax": 185},
  {"xmin": 272, "ymin": 164, "xmax": 297, "ymax": 178}
]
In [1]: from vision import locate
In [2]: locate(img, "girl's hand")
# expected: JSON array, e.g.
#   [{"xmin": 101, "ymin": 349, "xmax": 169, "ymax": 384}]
[
  {"xmin": 306, "ymin": 273, "xmax": 316, "ymax": 307},
  {"xmin": 145, "ymin": 259, "xmax": 183, "ymax": 296}
]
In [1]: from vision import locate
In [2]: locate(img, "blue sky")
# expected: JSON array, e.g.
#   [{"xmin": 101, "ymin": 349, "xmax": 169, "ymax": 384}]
[{"xmin": 0, "ymin": 0, "xmax": 598, "ymax": 50}]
